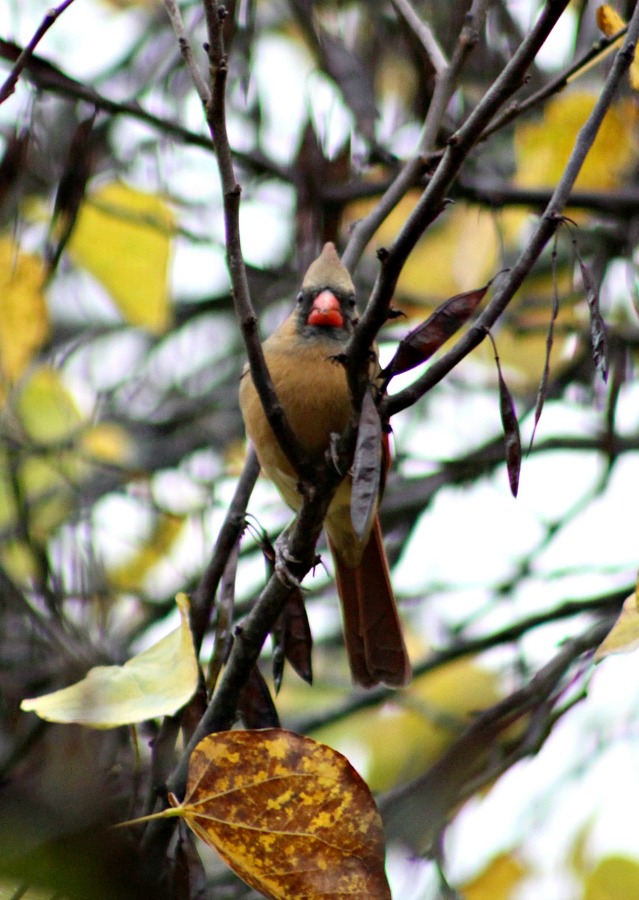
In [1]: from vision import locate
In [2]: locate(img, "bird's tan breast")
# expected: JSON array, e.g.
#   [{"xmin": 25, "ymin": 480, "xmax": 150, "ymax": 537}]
[{"xmin": 239, "ymin": 329, "xmax": 352, "ymax": 510}]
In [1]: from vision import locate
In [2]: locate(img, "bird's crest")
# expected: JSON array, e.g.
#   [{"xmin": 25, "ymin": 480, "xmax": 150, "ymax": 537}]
[{"xmin": 302, "ymin": 242, "xmax": 354, "ymax": 295}]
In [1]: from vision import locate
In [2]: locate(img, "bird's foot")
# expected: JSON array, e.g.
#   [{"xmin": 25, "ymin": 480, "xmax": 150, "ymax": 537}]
[
  {"xmin": 274, "ymin": 532, "xmax": 302, "ymax": 588},
  {"xmin": 328, "ymin": 432, "xmax": 343, "ymax": 474}
]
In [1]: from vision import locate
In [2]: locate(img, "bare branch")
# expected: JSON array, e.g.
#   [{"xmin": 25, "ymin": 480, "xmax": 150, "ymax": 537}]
[
  {"xmin": 0, "ymin": 40, "xmax": 287, "ymax": 177},
  {"xmin": 199, "ymin": 0, "xmax": 311, "ymax": 483},
  {"xmin": 480, "ymin": 24, "xmax": 629, "ymax": 142},
  {"xmin": 162, "ymin": 0, "xmax": 210, "ymax": 104},
  {"xmin": 385, "ymin": 3, "xmax": 639, "ymax": 417},
  {"xmin": 391, "ymin": 0, "xmax": 448, "ymax": 75},
  {"xmin": 348, "ymin": 0, "xmax": 571, "ymax": 377},
  {"xmin": 342, "ymin": 0, "xmax": 488, "ymax": 274},
  {"xmin": 380, "ymin": 616, "xmax": 613, "ymax": 855},
  {"xmin": 0, "ymin": 0, "xmax": 76, "ymax": 104}
]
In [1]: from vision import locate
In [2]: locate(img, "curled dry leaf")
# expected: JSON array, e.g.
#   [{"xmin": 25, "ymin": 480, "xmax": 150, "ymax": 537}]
[
  {"xmin": 170, "ymin": 729, "xmax": 391, "ymax": 900},
  {"xmin": 351, "ymin": 389, "xmax": 382, "ymax": 542},
  {"xmin": 260, "ymin": 530, "xmax": 313, "ymax": 689},
  {"xmin": 382, "ymin": 281, "xmax": 490, "ymax": 383},
  {"xmin": 487, "ymin": 332, "xmax": 521, "ymax": 497},
  {"xmin": 272, "ymin": 587, "xmax": 313, "ymax": 689},
  {"xmin": 573, "ymin": 239, "xmax": 608, "ymax": 382},
  {"xmin": 237, "ymin": 666, "xmax": 281, "ymax": 729},
  {"xmin": 47, "ymin": 113, "xmax": 96, "ymax": 274}
]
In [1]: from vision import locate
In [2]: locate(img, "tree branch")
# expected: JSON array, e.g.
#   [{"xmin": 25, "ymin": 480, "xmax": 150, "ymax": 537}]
[
  {"xmin": 384, "ymin": 5, "xmax": 639, "ymax": 418},
  {"xmin": 379, "ymin": 616, "xmax": 613, "ymax": 855},
  {"xmin": 0, "ymin": 0, "xmax": 77, "ymax": 105},
  {"xmin": 199, "ymin": 0, "xmax": 311, "ymax": 483},
  {"xmin": 342, "ymin": 0, "xmax": 488, "ymax": 275},
  {"xmin": 347, "ymin": 0, "xmax": 571, "ymax": 380}
]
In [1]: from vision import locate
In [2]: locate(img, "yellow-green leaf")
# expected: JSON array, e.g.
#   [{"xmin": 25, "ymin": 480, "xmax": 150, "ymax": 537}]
[
  {"xmin": 15, "ymin": 366, "xmax": 83, "ymax": 444},
  {"xmin": 584, "ymin": 855, "xmax": 639, "ymax": 899},
  {"xmin": 594, "ymin": 593, "xmax": 639, "ymax": 661},
  {"xmin": 460, "ymin": 853, "xmax": 528, "ymax": 900},
  {"xmin": 0, "ymin": 237, "xmax": 48, "ymax": 384},
  {"xmin": 596, "ymin": 5, "xmax": 639, "ymax": 90},
  {"xmin": 169, "ymin": 729, "xmax": 391, "ymax": 900},
  {"xmin": 67, "ymin": 181, "xmax": 174, "ymax": 333},
  {"xmin": 109, "ymin": 512, "xmax": 185, "ymax": 592},
  {"xmin": 21, "ymin": 594, "xmax": 198, "ymax": 727},
  {"xmin": 514, "ymin": 92, "xmax": 637, "ymax": 192}
]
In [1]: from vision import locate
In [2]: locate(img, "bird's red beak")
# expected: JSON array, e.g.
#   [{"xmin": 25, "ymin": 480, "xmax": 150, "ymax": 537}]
[{"xmin": 306, "ymin": 290, "xmax": 344, "ymax": 328}]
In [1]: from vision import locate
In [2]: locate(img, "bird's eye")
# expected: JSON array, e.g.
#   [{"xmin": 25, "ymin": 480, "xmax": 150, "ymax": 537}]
[
  {"xmin": 296, "ymin": 291, "xmax": 304, "ymax": 304},
  {"xmin": 348, "ymin": 296, "xmax": 356, "ymax": 307}
]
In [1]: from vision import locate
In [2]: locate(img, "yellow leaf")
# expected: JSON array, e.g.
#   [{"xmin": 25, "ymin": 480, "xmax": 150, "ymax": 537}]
[
  {"xmin": 514, "ymin": 93, "xmax": 637, "ymax": 192},
  {"xmin": 314, "ymin": 658, "xmax": 501, "ymax": 793},
  {"xmin": 109, "ymin": 512, "xmax": 185, "ymax": 591},
  {"xmin": 596, "ymin": 5, "xmax": 639, "ymax": 90},
  {"xmin": 460, "ymin": 853, "xmax": 528, "ymax": 900},
  {"xmin": 594, "ymin": 593, "xmax": 639, "ymax": 661},
  {"xmin": 596, "ymin": 4, "xmax": 626, "ymax": 37},
  {"xmin": 15, "ymin": 366, "xmax": 82, "ymax": 444},
  {"xmin": 67, "ymin": 181, "xmax": 174, "ymax": 333},
  {"xmin": 584, "ymin": 855, "xmax": 639, "ymax": 900},
  {"xmin": 21, "ymin": 594, "xmax": 198, "ymax": 727},
  {"xmin": 81, "ymin": 421, "xmax": 134, "ymax": 465},
  {"xmin": 344, "ymin": 196, "xmax": 500, "ymax": 304},
  {"xmin": 0, "ymin": 539, "xmax": 40, "ymax": 586},
  {"xmin": 170, "ymin": 729, "xmax": 391, "ymax": 900},
  {"xmin": 0, "ymin": 237, "xmax": 48, "ymax": 384}
]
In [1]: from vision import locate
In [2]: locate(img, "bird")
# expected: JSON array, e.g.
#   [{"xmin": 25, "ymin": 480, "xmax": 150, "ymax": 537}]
[{"xmin": 239, "ymin": 242, "xmax": 411, "ymax": 688}]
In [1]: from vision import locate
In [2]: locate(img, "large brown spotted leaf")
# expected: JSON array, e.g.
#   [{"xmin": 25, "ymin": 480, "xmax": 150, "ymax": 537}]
[{"xmin": 169, "ymin": 729, "xmax": 391, "ymax": 899}]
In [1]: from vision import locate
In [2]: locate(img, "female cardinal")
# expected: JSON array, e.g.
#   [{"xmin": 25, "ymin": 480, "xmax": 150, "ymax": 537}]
[{"xmin": 239, "ymin": 242, "xmax": 411, "ymax": 688}]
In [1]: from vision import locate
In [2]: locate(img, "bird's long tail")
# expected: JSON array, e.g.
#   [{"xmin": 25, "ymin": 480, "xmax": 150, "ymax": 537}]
[{"xmin": 330, "ymin": 517, "xmax": 411, "ymax": 688}]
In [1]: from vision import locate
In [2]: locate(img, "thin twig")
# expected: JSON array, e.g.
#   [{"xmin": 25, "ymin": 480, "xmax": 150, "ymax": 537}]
[
  {"xmin": 0, "ymin": 38, "xmax": 287, "ymax": 179},
  {"xmin": 379, "ymin": 616, "xmax": 612, "ymax": 855},
  {"xmin": 200, "ymin": 0, "xmax": 311, "ymax": 483},
  {"xmin": 190, "ymin": 446, "xmax": 260, "ymax": 655},
  {"xmin": 347, "ymin": 0, "xmax": 571, "ymax": 378},
  {"xmin": 0, "ymin": 0, "xmax": 77, "ymax": 105},
  {"xmin": 480, "ymin": 25, "xmax": 629, "ymax": 142},
  {"xmin": 162, "ymin": 0, "xmax": 210, "ymax": 104},
  {"xmin": 391, "ymin": 0, "xmax": 448, "ymax": 75},
  {"xmin": 294, "ymin": 592, "xmax": 624, "ymax": 734},
  {"xmin": 342, "ymin": 0, "xmax": 488, "ymax": 274}
]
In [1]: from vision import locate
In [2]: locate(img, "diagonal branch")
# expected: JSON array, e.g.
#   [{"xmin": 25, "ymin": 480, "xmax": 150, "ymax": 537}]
[
  {"xmin": 379, "ymin": 616, "xmax": 613, "ymax": 855},
  {"xmin": 0, "ymin": 0, "xmax": 77, "ymax": 104},
  {"xmin": 347, "ymin": 0, "xmax": 571, "ymax": 378},
  {"xmin": 342, "ymin": 0, "xmax": 488, "ymax": 275},
  {"xmin": 199, "ymin": 0, "xmax": 312, "ymax": 484},
  {"xmin": 385, "ymin": 4, "xmax": 639, "ymax": 418}
]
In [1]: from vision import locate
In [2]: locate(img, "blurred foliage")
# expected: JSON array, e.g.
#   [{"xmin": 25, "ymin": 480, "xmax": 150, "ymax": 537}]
[{"xmin": 1, "ymin": 0, "xmax": 639, "ymax": 897}]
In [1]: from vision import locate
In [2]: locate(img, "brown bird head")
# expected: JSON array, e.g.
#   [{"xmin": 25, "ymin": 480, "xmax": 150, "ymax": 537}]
[{"xmin": 296, "ymin": 243, "xmax": 357, "ymax": 339}]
